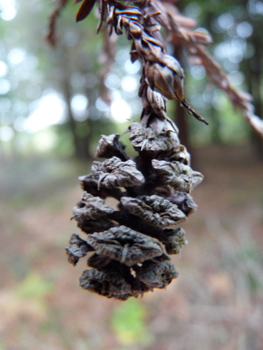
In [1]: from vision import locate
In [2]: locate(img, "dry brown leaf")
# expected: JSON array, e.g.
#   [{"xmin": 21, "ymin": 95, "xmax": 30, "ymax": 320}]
[{"xmin": 76, "ymin": 0, "xmax": 96, "ymax": 22}]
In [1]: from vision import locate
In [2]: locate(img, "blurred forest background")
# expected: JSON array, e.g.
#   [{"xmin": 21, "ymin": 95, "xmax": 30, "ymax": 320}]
[{"xmin": 0, "ymin": 0, "xmax": 263, "ymax": 349}]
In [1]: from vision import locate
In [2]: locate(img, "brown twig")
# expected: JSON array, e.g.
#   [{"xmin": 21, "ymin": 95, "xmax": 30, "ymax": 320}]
[
  {"xmin": 46, "ymin": 0, "xmax": 70, "ymax": 46},
  {"xmin": 158, "ymin": 0, "xmax": 263, "ymax": 137}
]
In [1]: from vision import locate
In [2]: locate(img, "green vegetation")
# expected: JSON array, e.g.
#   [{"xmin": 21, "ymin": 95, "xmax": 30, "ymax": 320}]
[{"xmin": 111, "ymin": 299, "xmax": 154, "ymax": 347}]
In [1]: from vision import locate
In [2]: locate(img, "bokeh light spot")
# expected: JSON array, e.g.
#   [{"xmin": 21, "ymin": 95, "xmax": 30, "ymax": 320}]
[{"xmin": 0, "ymin": 125, "xmax": 14, "ymax": 141}]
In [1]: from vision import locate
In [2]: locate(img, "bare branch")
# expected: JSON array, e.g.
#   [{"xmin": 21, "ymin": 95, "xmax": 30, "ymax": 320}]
[
  {"xmin": 158, "ymin": 0, "xmax": 263, "ymax": 137},
  {"xmin": 46, "ymin": 0, "xmax": 70, "ymax": 46}
]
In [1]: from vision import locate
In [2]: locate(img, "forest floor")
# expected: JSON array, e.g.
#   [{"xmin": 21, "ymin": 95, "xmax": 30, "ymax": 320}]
[{"xmin": 1, "ymin": 144, "xmax": 263, "ymax": 350}]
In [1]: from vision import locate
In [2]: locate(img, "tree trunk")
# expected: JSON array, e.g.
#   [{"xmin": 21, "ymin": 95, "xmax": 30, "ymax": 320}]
[{"xmin": 61, "ymin": 65, "xmax": 93, "ymax": 160}]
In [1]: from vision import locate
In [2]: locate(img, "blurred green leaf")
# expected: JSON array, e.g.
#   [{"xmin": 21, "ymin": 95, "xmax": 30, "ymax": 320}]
[
  {"xmin": 111, "ymin": 299, "xmax": 154, "ymax": 347},
  {"xmin": 16, "ymin": 271, "xmax": 54, "ymax": 300}
]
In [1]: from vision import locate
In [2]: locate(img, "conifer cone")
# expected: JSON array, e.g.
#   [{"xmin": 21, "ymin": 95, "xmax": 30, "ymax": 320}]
[
  {"xmin": 66, "ymin": 0, "xmax": 204, "ymax": 300},
  {"xmin": 66, "ymin": 120, "xmax": 203, "ymax": 300}
]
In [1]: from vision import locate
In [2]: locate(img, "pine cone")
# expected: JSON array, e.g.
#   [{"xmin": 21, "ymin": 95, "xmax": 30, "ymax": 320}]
[{"xmin": 66, "ymin": 119, "xmax": 203, "ymax": 300}]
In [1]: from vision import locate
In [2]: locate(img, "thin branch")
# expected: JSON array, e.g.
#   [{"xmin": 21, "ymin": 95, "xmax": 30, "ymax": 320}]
[
  {"xmin": 157, "ymin": 0, "xmax": 263, "ymax": 137},
  {"xmin": 46, "ymin": 0, "xmax": 70, "ymax": 46}
]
